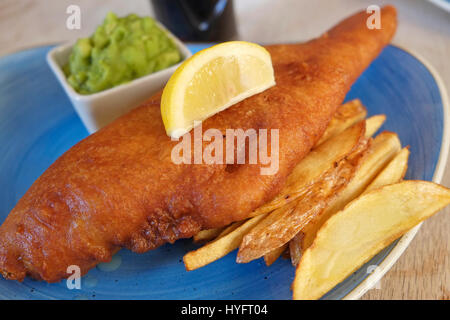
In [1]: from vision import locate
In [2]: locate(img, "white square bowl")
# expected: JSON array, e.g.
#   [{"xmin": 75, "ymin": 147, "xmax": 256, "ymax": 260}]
[{"xmin": 47, "ymin": 23, "xmax": 191, "ymax": 134}]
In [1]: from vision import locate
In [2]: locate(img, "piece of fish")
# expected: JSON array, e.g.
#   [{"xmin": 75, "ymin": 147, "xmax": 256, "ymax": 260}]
[{"xmin": 0, "ymin": 6, "xmax": 397, "ymax": 282}]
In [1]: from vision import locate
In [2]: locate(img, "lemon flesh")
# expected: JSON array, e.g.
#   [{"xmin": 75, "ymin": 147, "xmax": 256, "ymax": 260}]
[{"xmin": 161, "ymin": 41, "xmax": 275, "ymax": 138}]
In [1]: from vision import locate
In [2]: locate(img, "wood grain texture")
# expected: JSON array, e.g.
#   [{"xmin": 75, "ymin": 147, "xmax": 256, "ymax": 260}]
[{"xmin": 1, "ymin": 0, "xmax": 449, "ymax": 300}]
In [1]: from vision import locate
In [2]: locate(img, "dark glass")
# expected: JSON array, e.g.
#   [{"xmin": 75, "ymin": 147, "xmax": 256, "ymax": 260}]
[{"xmin": 151, "ymin": 0, "xmax": 237, "ymax": 42}]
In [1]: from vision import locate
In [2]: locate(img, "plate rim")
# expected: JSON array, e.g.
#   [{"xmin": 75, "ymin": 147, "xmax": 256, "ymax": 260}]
[{"xmin": 343, "ymin": 44, "xmax": 450, "ymax": 300}]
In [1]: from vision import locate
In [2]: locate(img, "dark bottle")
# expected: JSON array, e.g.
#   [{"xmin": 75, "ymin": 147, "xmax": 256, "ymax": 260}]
[{"xmin": 150, "ymin": 0, "xmax": 237, "ymax": 42}]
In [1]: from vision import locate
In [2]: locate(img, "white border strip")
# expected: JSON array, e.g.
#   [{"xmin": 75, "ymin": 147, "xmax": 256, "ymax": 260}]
[{"xmin": 343, "ymin": 45, "xmax": 450, "ymax": 300}]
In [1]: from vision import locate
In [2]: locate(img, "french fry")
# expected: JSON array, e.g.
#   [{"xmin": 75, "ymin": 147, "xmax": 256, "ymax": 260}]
[
  {"xmin": 289, "ymin": 233, "xmax": 304, "ymax": 266},
  {"xmin": 288, "ymin": 147, "xmax": 408, "ymax": 287},
  {"xmin": 292, "ymin": 181, "xmax": 450, "ymax": 300},
  {"xmin": 264, "ymin": 244, "xmax": 288, "ymax": 266},
  {"xmin": 183, "ymin": 214, "xmax": 267, "ymax": 271},
  {"xmin": 364, "ymin": 147, "xmax": 409, "ymax": 193},
  {"xmin": 289, "ymin": 145, "xmax": 408, "ymax": 294},
  {"xmin": 216, "ymin": 221, "xmax": 245, "ymax": 238},
  {"xmin": 259, "ymin": 114, "xmax": 383, "ymax": 266},
  {"xmin": 193, "ymin": 221, "xmax": 244, "ymax": 245},
  {"xmin": 249, "ymin": 122, "xmax": 366, "ymax": 218},
  {"xmin": 260, "ymin": 114, "xmax": 384, "ymax": 265},
  {"xmin": 193, "ymin": 227, "xmax": 226, "ymax": 243},
  {"xmin": 317, "ymin": 99, "xmax": 367, "ymax": 145},
  {"xmin": 365, "ymin": 115, "xmax": 386, "ymax": 138},
  {"xmin": 237, "ymin": 133, "xmax": 369, "ymax": 263},
  {"xmin": 299, "ymin": 132, "xmax": 401, "ymax": 250}
]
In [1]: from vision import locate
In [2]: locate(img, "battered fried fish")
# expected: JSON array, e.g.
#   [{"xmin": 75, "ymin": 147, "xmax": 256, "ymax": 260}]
[{"xmin": 0, "ymin": 6, "xmax": 397, "ymax": 282}]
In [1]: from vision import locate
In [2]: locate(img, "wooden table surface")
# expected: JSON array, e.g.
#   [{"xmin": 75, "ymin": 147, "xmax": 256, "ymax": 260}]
[{"xmin": 1, "ymin": 0, "xmax": 449, "ymax": 300}]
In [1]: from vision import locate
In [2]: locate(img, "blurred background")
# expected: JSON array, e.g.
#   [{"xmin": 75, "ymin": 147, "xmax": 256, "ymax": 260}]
[
  {"xmin": 0, "ymin": 0, "xmax": 449, "ymax": 300},
  {"xmin": 1, "ymin": 0, "xmax": 448, "ymax": 96},
  {"xmin": 1, "ymin": 1, "xmax": 448, "ymax": 51}
]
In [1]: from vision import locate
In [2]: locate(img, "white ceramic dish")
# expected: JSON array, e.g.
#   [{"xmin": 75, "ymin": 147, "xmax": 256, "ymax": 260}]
[{"xmin": 47, "ymin": 22, "xmax": 192, "ymax": 134}]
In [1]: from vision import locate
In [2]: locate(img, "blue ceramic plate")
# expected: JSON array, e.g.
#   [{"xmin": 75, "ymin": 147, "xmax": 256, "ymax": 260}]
[{"xmin": 0, "ymin": 44, "xmax": 448, "ymax": 300}]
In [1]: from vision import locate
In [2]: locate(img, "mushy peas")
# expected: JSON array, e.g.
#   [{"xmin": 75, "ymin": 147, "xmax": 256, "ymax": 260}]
[{"xmin": 64, "ymin": 12, "xmax": 182, "ymax": 94}]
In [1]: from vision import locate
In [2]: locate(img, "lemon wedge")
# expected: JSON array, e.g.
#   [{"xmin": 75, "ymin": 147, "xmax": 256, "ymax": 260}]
[{"xmin": 161, "ymin": 41, "xmax": 275, "ymax": 138}]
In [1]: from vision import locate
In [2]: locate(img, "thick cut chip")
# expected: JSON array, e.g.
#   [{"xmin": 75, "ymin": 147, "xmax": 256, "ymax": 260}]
[
  {"xmin": 183, "ymin": 214, "xmax": 267, "ymax": 271},
  {"xmin": 317, "ymin": 99, "xmax": 367, "ymax": 145},
  {"xmin": 237, "ymin": 136, "xmax": 369, "ymax": 263},
  {"xmin": 365, "ymin": 115, "xmax": 386, "ymax": 138},
  {"xmin": 299, "ymin": 132, "xmax": 401, "ymax": 250},
  {"xmin": 193, "ymin": 227, "xmax": 225, "ymax": 243},
  {"xmin": 364, "ymin": 147, "xmax": 409, "ymax": 193},
  {"xmin": 289, "ymin": 233, "xmax": 304, "ymax": 266},
  {"xmin": 264, "ymin": 244, "xmax": 288, "ymax": 266},
  {"xmin": 249, "ymin": 122, "xmax": 366, "ymax": 218},
  {"xmin": 216, "ymin": 221, "xmax": 245, "ymax": 238},
  {"xmin": 292, "ymin": 181, "xmax": 450, "ymax": 300}
]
